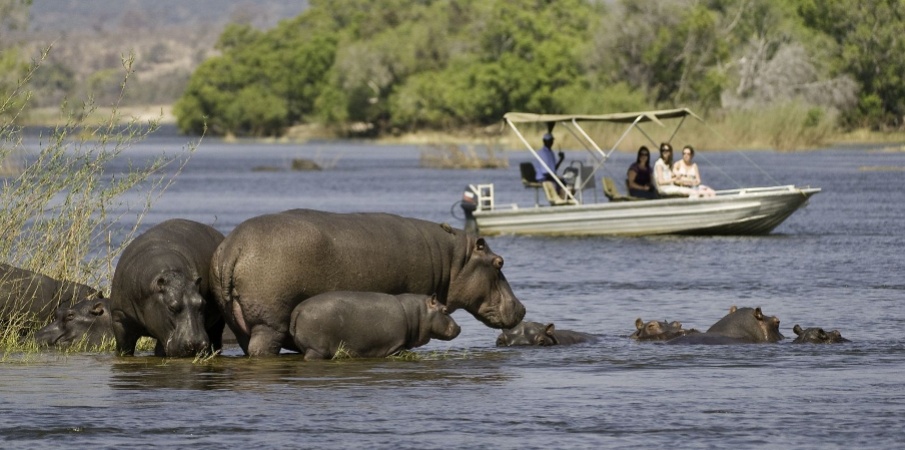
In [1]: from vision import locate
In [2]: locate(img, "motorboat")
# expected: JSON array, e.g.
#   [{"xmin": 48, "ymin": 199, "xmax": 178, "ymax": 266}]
[{"xmin": 459, "ymin": 108, "xmax": 820, "ymax": 236}]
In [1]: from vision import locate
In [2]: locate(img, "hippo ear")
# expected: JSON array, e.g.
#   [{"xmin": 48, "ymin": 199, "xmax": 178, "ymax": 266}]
[
  {"xmin": 729, "ymin": 305, "xmax": 737, "ymax": 314},
  {"xmin": 635, "ymin": 318, "xmax": 644, "ymax": 330},
  {"xmin": 440, "ymin": 222, "xmax": 455, "ymax": 235},
  {"xmin": 793, "ymin": 324, "xmax": 803, "ymax": 336},
  {"xmin": 753, "ymin": 307, "xmax": 764, "ymax": 320},
  {"xmin": 670, "ymin": 321, "xmax": 682, "ymax": 328},
  {"xmin": 474, "ymin": 237, "xmax": 486, "ymax": 252},
  {"xmin": 544, "ymin": 323, "xmax": 556, "ymax": 336},
  {"xmin": 427, "ymin": 294, "xmax": 441, "ymax": 309},
  {"xmin": 194, "ymin": 277, "xmax": 202, "ymax": 288},
  {"xmin": 90, "ymin": 302, "xmax": 105, "ymax": 316}
]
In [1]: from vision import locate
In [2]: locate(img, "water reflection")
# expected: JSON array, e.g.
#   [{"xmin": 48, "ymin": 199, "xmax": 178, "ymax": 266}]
[{"xmin": 108, "ymin": 348, "xmax": 514, "ymax": 392}]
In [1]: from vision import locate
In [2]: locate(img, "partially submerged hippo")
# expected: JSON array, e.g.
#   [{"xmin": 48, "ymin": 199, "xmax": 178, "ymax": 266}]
[
  {"xmin": 629, "ymin": 318, "xmax": 698, "ymax": 342},
  {"xmin": 791, "ymin": 324, "xmax": 849, "ymax": 344},
  {"xmin": 495, "ymin": 320, "xmax": 597, "ymax": 347},
  {"xmin": 1, "ymin": 263, "xmax": 102, "ymax": 329},
  {"xmin": 290, "ymin": 292, "xmax": 460, "ymax": 360},
  {"xmin": 34, "ymin": 298, "xmax": 112, "ymax": 348},
  {"xmin": 210, "ymin": 209, "xmax": 525, "ymax": 356},
  {"xmin": 668, "ymin": 306, "xmax": 783, "ymax": 345},
  {"xmin": 111, "ymin": 219, "xmax": 225, "ymax": 357}
]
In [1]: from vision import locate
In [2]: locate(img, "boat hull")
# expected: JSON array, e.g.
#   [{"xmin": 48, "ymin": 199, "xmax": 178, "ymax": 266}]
[{"xmin": 472, "ymin": 186, "xmax": 819, "ymax": 237}]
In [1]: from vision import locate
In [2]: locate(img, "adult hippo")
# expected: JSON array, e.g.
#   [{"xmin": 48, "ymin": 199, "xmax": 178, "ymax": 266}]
[
  {"xmin": 34, "ymin": 298, "xmax": 113, "ymax": 348},
  {"xmin": 111, "ymin": 219, "xmax": 225, "ymax": 357},
  {"xmin": 629, "ymin": 318, "xmax": 698, "ymax": 342},
  {"xmin": 1, "ymin": 263, "xmax": 102, "ymax": 329},
  {"xmin": 668, "ymin": 306, "xmax": 783, "ymax": 345},
  {"xmin": 290, "ymin": 292, "xmax": 460, "ymax": 360},
  {"xmin": 791, "ymin": 324, "xmax": 849, "ymax": 344},
  {"xmin": 496, "ymin": 320, "xmax": 597, "ymax": 347},
  {"xmin": 210, "ymin": 209, "xmax": 525, "ymax": 356}
]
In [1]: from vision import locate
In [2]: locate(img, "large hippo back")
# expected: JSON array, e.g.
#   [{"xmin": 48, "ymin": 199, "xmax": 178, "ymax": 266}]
[
  {"xmin": 210, "ymin": 209, "xmax": 525, "ymax": 356},
  {"xmin": 0, "ymin": 263, "xmax": 102, "ymax": 328}
]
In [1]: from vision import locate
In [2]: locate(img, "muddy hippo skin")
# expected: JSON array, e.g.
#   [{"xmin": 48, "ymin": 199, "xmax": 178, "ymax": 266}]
[
  {"xmin": 290, "ymin": 292, "xmax": 461, "ymax": 360},
  {"xmin": 34, "ymin": 298, "xmax": 112, "ymax": 348},
  {"xmin": 495, "ymin": 320, "xmax": 597, "ymax": 347},
  {"xmin": 668, "ymin": 306, "xmax": 783, "ymax": 345},
  {"xmin": 1, "ymin": 263, "xmax": 102, "ymax": 329},
  {"xmin": 629, "ymin": 318, "xmax": 698, "ymax": 341},
  {"xmin": 111, "ymin": 219, "xmax": 225, "ymax": 357},
  {"xmin": 210, "ymin": 209, "xmax": 525, "ymax": 356},
  {"xmin": 792, "ymin": 324, "xmax": 849, "ymax": 344}
]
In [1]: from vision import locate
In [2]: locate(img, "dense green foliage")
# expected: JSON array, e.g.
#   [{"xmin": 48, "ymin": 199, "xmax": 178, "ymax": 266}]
[{"xmin": 173, "ymin": 0, "xmax": 905, "ymax": 137}]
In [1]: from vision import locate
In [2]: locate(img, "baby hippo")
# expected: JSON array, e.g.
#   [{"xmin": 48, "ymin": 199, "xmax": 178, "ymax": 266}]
[
  {"xmin": 792, "ymin": 324, "xmax": 850, "ymax": 344},
  {"xmin": 34, "ymin": 298, "xmax": 113, "ymax": 348},
  {"xmin": 290, "ymin": 292, "xmax": 461, "ymax": 360},
  {"xmin": 496, "ymin": 320, "xmax": 597, "ymax": 347}
]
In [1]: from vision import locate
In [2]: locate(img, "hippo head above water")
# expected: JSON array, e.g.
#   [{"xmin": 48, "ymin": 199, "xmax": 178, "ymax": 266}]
[
  {"xmin": 706, "ymin": 306, "xmax": 784, "ymax": 343},
  {"xmin": 496, "ymin": 321, "xmax": 558, "ymax": 346},
  {"xmin": 792, "ymin": 324, "xmax": 850, "ymax": 344},
  {"xmin": 630, "ymin": 318, "xmax": 695, "ymax": 341},
  {"xmin": 447, "ymin": 236, "xmax": 524, "ymax": 330}
]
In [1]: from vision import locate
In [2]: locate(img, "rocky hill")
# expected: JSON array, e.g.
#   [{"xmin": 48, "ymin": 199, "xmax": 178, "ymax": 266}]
[{"xmin": 19, "ymin": 0, "xmax": 307, "ymax": 109}]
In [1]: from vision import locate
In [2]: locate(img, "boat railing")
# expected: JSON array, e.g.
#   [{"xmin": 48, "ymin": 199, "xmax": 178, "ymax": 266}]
[{"xmin": 469, "ymin": 183, "xmax": 495, "ymax": 211}]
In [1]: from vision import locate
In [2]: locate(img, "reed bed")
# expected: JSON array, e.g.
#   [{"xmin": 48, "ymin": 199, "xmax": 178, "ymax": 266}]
[{"xmin": 1, "ymin": 49, "xmax": 198, "ymax": 355}]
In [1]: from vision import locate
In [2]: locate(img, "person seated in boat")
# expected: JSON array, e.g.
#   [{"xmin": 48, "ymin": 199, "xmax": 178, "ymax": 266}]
[
  {"xmin": 535, "ymin": 133, "xmax": 565, "ymax": 182},
  {"xmin": 673, "ymin": 145, "xmax": 716, "ymax": 198},
  {"xmin": 653, "ymin": 142, "xmax": 697, "ymax": 198},
  {"xmin": 535, "ymin": 132, "xmax": 566, "ymax": 194},
  {"xmin": 626, "ymin": 146, "xmax": 658, "ymax": 199}
]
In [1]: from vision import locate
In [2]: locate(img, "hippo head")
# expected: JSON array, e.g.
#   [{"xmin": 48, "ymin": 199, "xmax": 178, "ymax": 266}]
[
  {"xmin": 792, "ymin": 324, "xmax": 849, "ymax": 344},
  {"xmin": 630, "ymin": 318, "xmax": 690, "ymax": 341},
  {"xmin": 496, "ymin": 321, "xmax": 558, "ymax": 347},
  {"xmin": 707, "ymin": 306, "xmax": 784, "ymax": 343},
  {"xmin": 425, "ymin": 295, "xmax": 461, "ymax": 341},
  {"xmin": 448, "ymin": 237, "xmax": 525, "ymax": 329},
  {"xmin": 34, "ymin": 298, "xmax": 113, "ymax": 348},
  {"xmin": 142, "ymin": 270, "xmax": 211, "ymax": 357}
]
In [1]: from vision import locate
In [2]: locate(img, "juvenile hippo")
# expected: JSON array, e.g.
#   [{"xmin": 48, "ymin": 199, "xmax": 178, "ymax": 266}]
[
  {"xmin": 210, "ymin": 209, "xmax": 525, "ymax": 356},
  {"xmin": 290, "ymin": 292, "xmax": 461, "ymax": 360},
  {"xmin": 1, "ymin": 263, "xmax": 102, "ymax": 329},
  {"xmin": 34, "ymin": 298, "xmax": 112, "ymax": 348},
  {"xmin": 629, "ymin": 318, "xmax": 698, "ymax": 341},
  {"xmin": 496, "ymin": 321, "xmax": 597, "ymax": 347},
  {"xmin": 668, "ymin": 306, "xmax": 783, "ymax": 345},
  {"xmin": 111, "ymin": 219, "xmax": 225, "ymax": 357},
  {"xmin": 792, "ymin": 324, "xmax": 850, "ymax": 344}
]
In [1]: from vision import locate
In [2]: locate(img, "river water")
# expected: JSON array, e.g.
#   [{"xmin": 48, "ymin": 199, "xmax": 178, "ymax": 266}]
[{"xmin": 2, "ymin": 132, "xmax": 904, "ymax": 448}]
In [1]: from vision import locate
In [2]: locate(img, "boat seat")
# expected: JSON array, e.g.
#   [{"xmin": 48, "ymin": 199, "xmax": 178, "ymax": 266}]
[
  {"xmin": 542, "ymin": 181, "xmax": 578, "ymax": 206},
  {"xmin": 519, "ymin": 162, "xmax": 543, "ymax": 206},
  {"xmin": 602, "ymin": 176, "xmax": 641, "ymax": 202}
]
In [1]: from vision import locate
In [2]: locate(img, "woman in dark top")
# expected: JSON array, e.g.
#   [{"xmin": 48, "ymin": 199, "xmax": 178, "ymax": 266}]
[{"xmin": 626, "ymin": 146, "xmax": 658, "ymax": 199}]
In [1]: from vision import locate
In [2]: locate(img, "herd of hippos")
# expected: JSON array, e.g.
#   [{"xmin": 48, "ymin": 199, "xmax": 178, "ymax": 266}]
[{"xmin": 2, "ymin": 209, "xmax": 848, "ymax": 358}]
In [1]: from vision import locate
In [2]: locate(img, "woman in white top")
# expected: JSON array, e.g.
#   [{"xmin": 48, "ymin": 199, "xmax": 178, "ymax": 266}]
[
  {"xmin": 653, "ymin": 142, "xmax": 695, "ymax": 197},
  {"xmin": 673, "ymin": 145, "xmax": 715, "ymax": 198}
]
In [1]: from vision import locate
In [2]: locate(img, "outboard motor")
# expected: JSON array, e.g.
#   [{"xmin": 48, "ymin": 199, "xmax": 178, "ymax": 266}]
[{"xmin": 460, "ymin": 185, "xmax": 479, "ymax": 235}]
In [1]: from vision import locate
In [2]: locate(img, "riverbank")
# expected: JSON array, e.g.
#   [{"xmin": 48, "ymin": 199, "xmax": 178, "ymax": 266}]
[{"xmin": 19, "ymin": 104, "xmax": 905, "ymax": 151}]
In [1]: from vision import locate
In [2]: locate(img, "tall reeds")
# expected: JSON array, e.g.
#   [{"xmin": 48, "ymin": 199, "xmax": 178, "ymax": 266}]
[{"xmin": 1, "ymin": 48, "xmax": 198, "ymax": 354}]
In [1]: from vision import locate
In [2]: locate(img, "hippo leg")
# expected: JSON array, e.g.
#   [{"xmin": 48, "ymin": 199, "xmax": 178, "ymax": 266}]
[
  {"xmin": 303, "ymin": 348, "xmax": 328, "ymax": 361},
  {"xmin": 113, "ymin": 315, "xmax": 142, "ymax": 356},
  {"xmin": 247, "ymin": 325, "xmax": 284, "ymax": 356},
  {"xmin": 207, "ymin": 318, "xmax": 225, "ymax": 353}
]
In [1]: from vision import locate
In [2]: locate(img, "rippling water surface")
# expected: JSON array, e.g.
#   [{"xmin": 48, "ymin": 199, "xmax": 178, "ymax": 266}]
[{"xmin": 2, "ymin": 134, "xmax": 903, "ymax": 448}]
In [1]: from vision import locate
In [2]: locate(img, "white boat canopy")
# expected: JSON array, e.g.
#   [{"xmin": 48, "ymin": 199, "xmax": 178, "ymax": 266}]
[{"xmin": 504, "ymin": 108, "xmax": 706, "ymax": 202}]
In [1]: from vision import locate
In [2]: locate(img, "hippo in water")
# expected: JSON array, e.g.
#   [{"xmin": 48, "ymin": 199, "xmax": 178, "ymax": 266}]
[
  {"xmin": 791, "ymin": 324, "xmax": 849, "ymax": 344},
  {"xmin": 34, "ymin": 298, "xmax": 113, "ymax": 348},
  {"xmin": 1, "ymin": 263, "xmax": 102, "ymax": 329},
  {"xmin": 667, "ymin": 306, "xmax": 783, "ymax": 345},
  {"xmin": 290, "ymin": 292, "xmax": 461, "ymax": 360},
  {"xmin": 210, "ymin": 209, "xmax": 525, "ymax": 356},
  {"xmin": 111, "ymin": 219, "xmax": 225, "ymax": 357},
  {"xmin": 495, "ymin": 321, "xmax": 597, "ymax": 347},
  {"xmin": 629, "ymin": 318, "xmax": 698, "ymax": 342}
]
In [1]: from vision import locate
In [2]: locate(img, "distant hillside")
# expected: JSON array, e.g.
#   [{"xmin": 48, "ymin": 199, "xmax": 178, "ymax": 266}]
[{"xmin": 19, "ymin": 1, "xmax": 308, "ymax": 109}]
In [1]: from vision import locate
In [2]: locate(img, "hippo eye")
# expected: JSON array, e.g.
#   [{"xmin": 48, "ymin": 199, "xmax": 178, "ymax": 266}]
[{"xmin": 64, "ymin": 312, "xmax": 75, "ymax": 322}]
